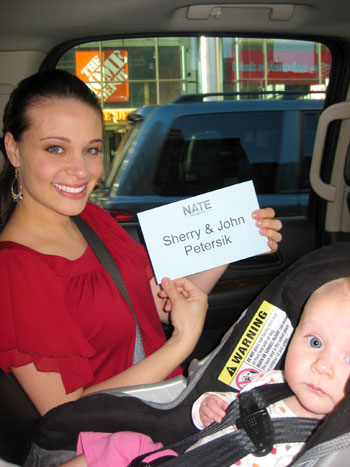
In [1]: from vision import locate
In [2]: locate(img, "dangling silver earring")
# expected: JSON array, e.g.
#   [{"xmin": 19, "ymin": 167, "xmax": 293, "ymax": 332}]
[{"xmin": 11, "ymin": 168, "xmax": 23, "ymax": 202}]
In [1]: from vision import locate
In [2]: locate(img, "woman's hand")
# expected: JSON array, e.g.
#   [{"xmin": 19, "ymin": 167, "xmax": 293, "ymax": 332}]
[
  {"xmin": 252, "ymin": 207, "xmax": 282, "ymax": 253},
  {"xmin": 160, "ymin": 277, "xmax": 208, "ymax": 349}
]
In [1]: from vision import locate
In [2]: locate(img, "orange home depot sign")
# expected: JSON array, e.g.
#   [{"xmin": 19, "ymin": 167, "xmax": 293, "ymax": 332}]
[{"xmin": 76, "ymin": 50, "xmax": 129, "ymax": 102}]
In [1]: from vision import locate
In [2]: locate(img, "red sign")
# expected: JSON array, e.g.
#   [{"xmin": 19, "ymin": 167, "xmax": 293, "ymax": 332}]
[
  {"xmin": 228, "ymin": 49, "xmax": 331, "ymax": 85},
  {"xmin": 76, "ymin": 50, "xmax": 129, "ymax": 102}
]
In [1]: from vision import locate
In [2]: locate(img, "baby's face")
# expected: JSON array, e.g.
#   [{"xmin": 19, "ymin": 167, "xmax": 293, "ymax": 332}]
[{"xmin": 284, "ymin": 286, "xmax": 350, "ymax": 419}]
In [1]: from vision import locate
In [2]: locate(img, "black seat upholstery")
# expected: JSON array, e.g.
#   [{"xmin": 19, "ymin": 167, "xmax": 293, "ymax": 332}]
[{"xmin": 0, "ymin": 370, "xmax": 40, "ymax": 465}]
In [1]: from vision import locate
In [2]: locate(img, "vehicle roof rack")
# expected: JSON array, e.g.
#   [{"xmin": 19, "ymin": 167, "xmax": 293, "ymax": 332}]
[
  {"xmin": 173, "ymin": 90, "xmax": 319, "ymax": 103},
  {"xmin": 127, "ymin": 113, "xmax": 145, "ymax": 122}
]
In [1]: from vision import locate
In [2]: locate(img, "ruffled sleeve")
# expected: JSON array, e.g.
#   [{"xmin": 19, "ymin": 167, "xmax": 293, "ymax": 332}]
[{"xmin": 0, "ymin": 245, "xmax": 96, "ymax": 393}]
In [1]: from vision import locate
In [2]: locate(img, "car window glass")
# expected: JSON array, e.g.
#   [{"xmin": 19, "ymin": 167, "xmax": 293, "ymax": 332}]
[{"xmin": 57, "ymin": 36, "xmax": 330, "ymax": 217}]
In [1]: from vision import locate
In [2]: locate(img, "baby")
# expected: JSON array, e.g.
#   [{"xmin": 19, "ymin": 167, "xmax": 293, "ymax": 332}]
[{"xmin": 62, "ymin": 277, "xmax": 350, "ymax": 467}]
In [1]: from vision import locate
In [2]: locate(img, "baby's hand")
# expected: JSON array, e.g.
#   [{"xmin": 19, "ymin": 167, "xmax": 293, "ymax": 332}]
[{"xmin": 199, "ymin": 394, "xmax": 229, "ymax": 428}]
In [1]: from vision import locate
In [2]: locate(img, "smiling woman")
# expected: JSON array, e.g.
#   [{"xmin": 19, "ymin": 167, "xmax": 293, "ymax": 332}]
[
  {"xmin": 4, "ymin": 99, "xmax": 104, "ymax": 225},
  {"xmin": 0, "ymin": 70, "xmax": 104, "ymax": 229},
  {"xmin": 0, "ymin": 69, "xmax": 281, "ymax": 420}
]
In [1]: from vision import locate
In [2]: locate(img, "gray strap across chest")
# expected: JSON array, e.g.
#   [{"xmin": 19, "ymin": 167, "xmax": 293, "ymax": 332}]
[{"xmin": 72, "ymin": 216, "xmax": 146, "ymax": 364}]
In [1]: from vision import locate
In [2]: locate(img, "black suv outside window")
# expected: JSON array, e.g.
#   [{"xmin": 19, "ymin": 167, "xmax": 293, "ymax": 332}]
[{"xmin": 149, "ymin": 109, "xmax": 320, "ymax": 215}]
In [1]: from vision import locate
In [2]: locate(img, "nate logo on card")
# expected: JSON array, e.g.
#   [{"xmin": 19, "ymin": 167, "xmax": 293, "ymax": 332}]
[{"xmin": 183, "ymin": 199, "xmax": 212, "ymax": 217}]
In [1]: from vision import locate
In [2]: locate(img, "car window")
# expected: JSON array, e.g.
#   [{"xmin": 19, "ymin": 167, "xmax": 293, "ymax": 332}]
[
  {"xmin": 106, "ymin": 105, "xmax": 321, "ymax": 216},
  {"xmin": 57, "ymin": 36, "xmax": 330, "ymax": 217}
]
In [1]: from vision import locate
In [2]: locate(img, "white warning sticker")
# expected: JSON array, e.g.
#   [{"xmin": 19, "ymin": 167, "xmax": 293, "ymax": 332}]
[{"xmin": 218, "ymin": 301, "xmax": 293, "ymax": 390}]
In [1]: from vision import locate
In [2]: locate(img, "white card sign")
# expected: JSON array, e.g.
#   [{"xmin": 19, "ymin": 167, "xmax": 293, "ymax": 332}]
[{"xmin": 137, "ymin": 181, "xmax": 269, "ymax": 283}]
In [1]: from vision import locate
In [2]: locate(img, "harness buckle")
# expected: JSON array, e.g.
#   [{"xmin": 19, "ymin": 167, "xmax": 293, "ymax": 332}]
[{"xmin": 236, "ymin": 392, "xmax": 274, "ymax": 456}]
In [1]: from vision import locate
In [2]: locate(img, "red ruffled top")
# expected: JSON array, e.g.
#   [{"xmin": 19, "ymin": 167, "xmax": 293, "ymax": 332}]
[{"xmin": 0, "ymin": 203, "xmax": 182, "ymax": 393}]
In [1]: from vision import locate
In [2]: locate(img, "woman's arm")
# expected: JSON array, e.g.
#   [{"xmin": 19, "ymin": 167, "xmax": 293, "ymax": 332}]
[{"xmin": 12, "ymin": 277, "xmax": 208, "ymax": 416}]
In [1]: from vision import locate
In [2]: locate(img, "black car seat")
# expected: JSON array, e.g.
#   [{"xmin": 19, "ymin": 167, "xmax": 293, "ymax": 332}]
[
  {"xmin": 22, "ymin": 241, "xmax": 350, "ymax": 466},
  {"xmin": 0, "ymin": 370, "xmax": 40, "ymax": 465}
]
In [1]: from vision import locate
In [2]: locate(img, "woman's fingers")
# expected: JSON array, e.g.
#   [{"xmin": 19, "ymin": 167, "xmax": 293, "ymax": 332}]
[
  {"xmin": 160, "ymin": 277, "xmax": 208, "ymax": 339},
  {"xmin": 252, "ymin": 207, "xmax": 282, "ymax": 252},
  {"xmin": 252, "ymin": 207, "xmax": 276, "ymax": 220}
]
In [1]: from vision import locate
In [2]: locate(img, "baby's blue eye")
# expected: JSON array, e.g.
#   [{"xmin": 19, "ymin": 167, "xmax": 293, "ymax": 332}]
[
  {"xmin": 345, "ymin": 356, "xmax": 350, "ymax": 366},
  {"xmin": 307, "ymin": 336, "xmax": 323, "ymax": 348}
]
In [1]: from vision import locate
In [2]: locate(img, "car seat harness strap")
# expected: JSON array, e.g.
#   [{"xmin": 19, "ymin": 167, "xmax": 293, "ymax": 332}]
[
  {"xmin": 129, "ymin": 383, "xmax": 321, "ymax": 466},
  {"xmin": 236, "ymin": 390, "xmax": 274, "ymax": 456}
]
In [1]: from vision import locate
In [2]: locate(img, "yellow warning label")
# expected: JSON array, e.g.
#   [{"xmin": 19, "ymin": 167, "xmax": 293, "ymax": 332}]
[{"xmin": 218, "ymin": 301, "xmax": 274, "ymax": 385}]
